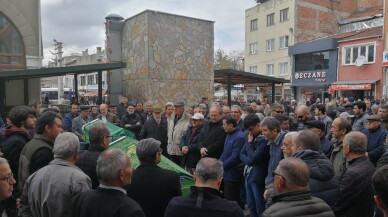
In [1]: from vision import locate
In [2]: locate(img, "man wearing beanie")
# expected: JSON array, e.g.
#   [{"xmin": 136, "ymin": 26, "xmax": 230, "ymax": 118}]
[{"xmin": 125, "ymin": 138, "xmax": 181, "ymax": 217}]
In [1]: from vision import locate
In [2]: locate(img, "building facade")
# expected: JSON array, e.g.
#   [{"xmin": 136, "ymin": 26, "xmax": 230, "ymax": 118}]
[
  {"xmin": 245, "ymin": 0, "xmax": 382, "ymax": 101},
  {"xmin": 0, "ymin": 0, "xmax": 42, "ymax": 110}
]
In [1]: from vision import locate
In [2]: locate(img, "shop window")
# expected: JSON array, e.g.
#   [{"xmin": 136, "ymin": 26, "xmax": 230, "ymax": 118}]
[
  {"xmin": 266, "ymin": 39, "xmax": 275, "ymax": 51},
  {"xmin": 279, "ymin": 62, "xmax": 288, "ymax": 76},
  {"xmin": 87, "ymin": 74, "xmax": 95, "ymax": 85},
  {"xmin": 0, "ymin": 13, "xmax": 25, "ymax": 69},
  {"xmin": 267, "ymin": 13, "xmax": 275, "ymax": 26},
  {"xmin": 249, "ymin": 42, "xmax": 257, "ymax": 54},
  {"xmin": 249, "ymin": 66, "xmax": 257, "ymax": 74},
  {"xmin": 280, "ymin": 8, "xmax": 289, "ymax": 22},
  {"xmin": 267, "ymin": 64, "xmax": 274, "ymax": 76},
  {"xmin": 295, "ymin": 51, "xmax": 330, "ymax": 72},
  {"xmin": 250, "ymin": 19, "xmax": 258, "ymax": 31},
  {"xmin": 342, "ymin": 43, "xmax": 376, "ymax": 65},
  {"xmin": 279, "ymin": 36, "xmax": 289, "ymax": 49}
]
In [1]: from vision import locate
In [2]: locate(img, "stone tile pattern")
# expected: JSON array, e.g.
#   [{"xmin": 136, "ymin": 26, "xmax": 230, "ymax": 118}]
[{"xmin": 121, "ymin": 10, "xmax": 214, "ymax": 108}]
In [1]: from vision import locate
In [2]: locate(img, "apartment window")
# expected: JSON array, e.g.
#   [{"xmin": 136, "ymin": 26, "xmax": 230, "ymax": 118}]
[
  {"xmin": 80, "ymin": 76, "xmax": 86, "ymax": 86},
  {"xmin": 280, "ymin": 8, "xmax": 289, "ymax": 22},
  {"xmin": 266, "ymin": 39, "xmax": 275, "ymax": 51},
  {"xmin": 249, "ymin": 42, "xmax": 258, "ymax": 54},
  {"xmin": 279, "ymin": 62, "xmax": 288, "ymax": 76},
  {"xmin": 87, "ymin": 74, "xmax": 95, "ymax": 85},
  {"xmin": 267, "ymin": 64, "xmax": 274, "ymax": 76},
  {"xmin": 343, "ymin": 43, "xmax": 376, "ymax": 65},
  {"xmin": 250, "ymin": 19, "xmax": 258, "ymax": 31},
  {"xmin": 249, "ymin": 66, "xmax": 257, "ymax": 74},
  {"xmin": 279, "ymin": 35, "xmax": 289, "ymax": 49},
  {"xmin": 267, "ymin": 13, "xmax": 275, "ymax": 26}
]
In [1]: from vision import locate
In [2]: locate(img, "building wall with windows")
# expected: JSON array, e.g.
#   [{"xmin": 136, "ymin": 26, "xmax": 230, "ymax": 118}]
[
  {"xmin": 337, "ymin": 36, "xmax": 383, "ymax": 99},
  {"xmin": 245, "ymin": 0, "xmax": 294, "ymax": 81},
  {"xmin": 0, "ymin": 0, "xmax": 42, "ymax": 108}
]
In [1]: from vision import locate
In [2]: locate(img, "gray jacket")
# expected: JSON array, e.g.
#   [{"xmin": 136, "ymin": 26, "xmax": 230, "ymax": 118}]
[
  {"xmin": 19, "ymin": 159, "xmax": 91, "ymax": 217},
  {"xmin": 352, "ymin": 112, "xmax": 368, "ymax": 132},
  {"xmin": 167, "ymin": 112, "xmax": 192, "ymax": 156},
  {"xmin": 72, "ymin": 115, "xmax": 88, "ymax": 141}
]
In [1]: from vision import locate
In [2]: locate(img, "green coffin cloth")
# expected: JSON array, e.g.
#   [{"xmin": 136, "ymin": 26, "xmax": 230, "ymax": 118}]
[
  {"xmin": 82, "ymin": 119, "xmax": 136, "ymax": 142},
  {"xmin": 82, "ymin": 120, "xmax": 194, "ymax": 195}
]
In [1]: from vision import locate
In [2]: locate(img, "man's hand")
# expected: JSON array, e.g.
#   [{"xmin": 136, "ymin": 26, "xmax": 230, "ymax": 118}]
[
  {"xmin": 263, "ymin": 189, "xmax": 269, "ymax": 200},
  {"xmin": 200, "ymin": 148, "xmax": 208, "ymax": 157},
  {"xmin": 182, "ymin": 146, "xmax": 189, "ymax": 154},
  {"xmin": 125, "ymin": 124, "xmax": 131, "ymax": 128}
]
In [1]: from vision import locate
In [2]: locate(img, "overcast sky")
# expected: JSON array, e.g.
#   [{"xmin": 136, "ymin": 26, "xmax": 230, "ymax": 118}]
[{"xmin": 41, "ymin": 0, "xmax": 257, "ymax": 64}]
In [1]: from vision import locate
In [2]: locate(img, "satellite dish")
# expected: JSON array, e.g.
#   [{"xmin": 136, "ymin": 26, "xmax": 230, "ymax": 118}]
[{"xmin": 355, "ymin": 56, "xmax": 366, "ymax": 67}]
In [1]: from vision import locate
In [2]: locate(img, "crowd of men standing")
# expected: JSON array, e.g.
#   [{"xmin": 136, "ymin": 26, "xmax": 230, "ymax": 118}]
[{"xmin": 1, "ymin": 95, "xmax": 388, "ymax": 217}]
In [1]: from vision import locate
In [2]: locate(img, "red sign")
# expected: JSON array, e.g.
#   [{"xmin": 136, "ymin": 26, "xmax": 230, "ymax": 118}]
[{"xmin": 331, "ymin": 84, "xmax": 371, "ymax": 90}]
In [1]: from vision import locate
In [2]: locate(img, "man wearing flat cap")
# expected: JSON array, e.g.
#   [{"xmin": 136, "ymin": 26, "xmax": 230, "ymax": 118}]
[
  {"xmin": 167, "ymin": 100, "xmax": 192, "ymax": 166},
  {"xmin": 304, "ymin": 120, "xmax": 333, "ymax": 158},
  {"xmin": 361, "ymin": 114, "xmax": 388, "ymax": 166},
  {"xmin": 139, "ymin": 107, "xmax": 168, "ymax": 156},
  {"xmin": 72, "ymin": 106, "xmax": 90, "ymax": 142},
  {"xmin": 125, "ymin": 138, "xmax": 181, "ymax": 217}
]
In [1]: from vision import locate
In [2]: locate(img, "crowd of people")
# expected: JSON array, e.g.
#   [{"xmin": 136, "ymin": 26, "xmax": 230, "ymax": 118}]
[{"xmin": 0, "ymin": 95, "xmax": 388, "ymax": 217}]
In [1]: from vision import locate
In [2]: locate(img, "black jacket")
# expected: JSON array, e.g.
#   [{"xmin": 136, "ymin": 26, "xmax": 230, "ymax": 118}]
[
  {"xmin": 262, "ymin": 190, "xmax": 335, "ymax": 217},
  {"xmin": 197, "ymin": 120, "xmax": 227, "ymax": 159},
  {"xmin": 165, "ymin": 186, "xmax": 244, "ymax": 217},
  {"xmin": 293, "ymin": 150, "xmax": 339, "ymax": 207},
  {"xmin": 120, "ymin": 113, "xmax": 143, "ymax": 140},
  {"xmin": 139, "ymin": 116, "xmax": 168, "ymax": 155},
  {"xmin": 125, "ymin": 162, "xmax": 181, "ymax": 217},
  {"xmin": 179, "ymin": 125, "xmax": 203, "ymax": 168},
  {"xmin": 71, "ymin": 187, "xmax": 145, "ymax": 217},
  {"xmin": 76, "ymin": 144, "xmax": 106, "ymax": 189},
  {"xmin": 334, "ymin": 156, "xmax": 376, "ymax": 217}
]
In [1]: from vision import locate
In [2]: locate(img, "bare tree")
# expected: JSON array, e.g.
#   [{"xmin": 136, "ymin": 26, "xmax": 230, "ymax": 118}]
[{"xmin": 214, "ymin": 49, "xmax": 244, "ymax": 70}]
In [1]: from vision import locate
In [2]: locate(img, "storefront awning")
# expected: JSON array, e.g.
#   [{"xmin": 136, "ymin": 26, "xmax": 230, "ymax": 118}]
[{"xmin": 331, "ymin": 80, "xmax": 378, "ymax": 90}]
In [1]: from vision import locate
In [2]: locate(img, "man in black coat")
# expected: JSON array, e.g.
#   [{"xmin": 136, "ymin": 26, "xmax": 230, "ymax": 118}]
[
  {"xmin": 333, "ymin": 131, "xmax": 376, "ymax": 217},
  {"xmin": 198, "ymin": 106, "xmax": 227, "ymax": 159},
  {"xmin": 125, "ymin": 138, "xmax": 181, "ymax": 217},
  {"xmin": 291, "ymin": 130, "xmax": 339, "ymax": 208},
  {"xmin": 120, "ymin": 104, "xmax": 143, "ymax": 140},
  {"xmin": 71, "ymin": 149, "xmax": 145, "ymax": 217},
  {"xmin": 76, "ymin": 123, "xmax": 110, "ymax": 189},
  {"xmin": 139, "ymin": 107, "xmax": 168, "ymax": 157},
  {"xmin": 165, "ymin": 158, "xmax": 244, "ymax": 217}
]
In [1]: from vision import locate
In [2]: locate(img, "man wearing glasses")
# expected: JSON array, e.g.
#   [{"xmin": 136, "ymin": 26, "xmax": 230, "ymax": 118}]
[
  {"xmin": 0, "ymin": 157, "xmax": 17, "ymax": 217},
  {"xmin": 295, "ymin": 105, "xmax": 314, "ymax": 131},
  {"xmin": 126, "ymin": 138, "xmax": 181, "ymax": 217},
  {"xmin": 270, "ymin": 103, "xmax": 284, "ymax": 117},
  {"xmin": 76, "ymin": 123, "xmax": 111, "ymax": 189},
  {"xmin": 262, "ymin": 158, "xmax": 334, "ymax": 217}
]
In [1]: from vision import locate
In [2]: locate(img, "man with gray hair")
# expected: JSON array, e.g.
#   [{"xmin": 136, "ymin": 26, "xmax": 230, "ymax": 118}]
[
  {"xmin": 262, "ymin": 158, "xmax": 334, "ymax": 217},
  {"xmin": 333, "ymin": 131, "xmax": 376, "ymax": 217},
  {"xmin": 0, "ymin": 157, "xmax": 17, "ymax": 217},
  {"xmin": 19, "ymin": 132, "xmax": 91, "ymax": 217},
  {"xmin": 76, "ymin": 123, "xmax": 111, "ymax": 189},
  {"xmin": 230, "ymin": 105, "xmax": 244, "ymax": 130},
  {"xmin": 165, "ymin": 158, "xmax": 244, "ymax": 217},
  {"xmin": 71, "ymin": 149, "xmax": 145, "ymax": 217},
  {"xmin": 126, "ymin": 138, "xmax": 181, "ymax": 217}
]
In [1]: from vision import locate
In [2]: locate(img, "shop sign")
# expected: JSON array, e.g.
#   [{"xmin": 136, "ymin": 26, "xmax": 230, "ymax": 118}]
[
  {"xmin": 294, "ymin": 71, "xmax": 327, "ymax": 83},
  {"xmin": 331, "ymin": 83, "xmax": 371, "ymax": 90},
  {"xmin": 383, "ymin": 50, "xmax": 388, "ymax": 66}
]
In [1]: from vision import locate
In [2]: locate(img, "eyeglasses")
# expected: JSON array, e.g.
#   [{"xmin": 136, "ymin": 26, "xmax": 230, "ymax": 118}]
[
  {"xmin": 272, "ymin": 171, "xmax": 286, "ymax": 180},
  {"xmin": 104, "ymin": 135, "xmax": 113, "ymax": 139},
  {"xmin": 0, "ymin": 172, "xmax": 14, "ymax": 183},
  {"xmin": 297, "ymin": 115, "xmax": 305, "ymax": 119},
  {"xmin": 274, "ymin": 110, "xmax": 284, "ymax": 113}
]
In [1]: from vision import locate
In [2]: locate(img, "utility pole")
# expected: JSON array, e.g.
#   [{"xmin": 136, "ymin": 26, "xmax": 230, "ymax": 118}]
[{"xmin": 53, "ymin": 39, "xmax": 64, "ymax": 102}]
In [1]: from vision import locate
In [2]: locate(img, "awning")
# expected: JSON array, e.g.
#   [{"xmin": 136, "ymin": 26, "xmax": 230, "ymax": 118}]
[{"xmin": 331, "ymin": 79, "xmax": 378, "ymax": 90}]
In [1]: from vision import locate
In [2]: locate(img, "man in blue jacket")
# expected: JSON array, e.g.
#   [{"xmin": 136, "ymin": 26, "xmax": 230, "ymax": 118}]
[
  {"xmin": 220, "ymin": 116, "xmax": 246, "ymax": 208},
  {"xmin": 362, "ymin": 115, "xmax": 387, "ymax": 166},
  {"xmin": 240, "ymin": 114, "xmax": 269, "ymax": 217}
]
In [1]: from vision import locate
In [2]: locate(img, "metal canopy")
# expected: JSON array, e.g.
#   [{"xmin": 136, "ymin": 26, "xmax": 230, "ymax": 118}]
[
  {"xmin": 0, "ymin": 62, "xmax": 127, "ymax": 112},
  {"xmin": 214, "ymin": 69, "xmax": 290, "ymax": 104},
  {"xmin": 0, "ymin": 62, "xmax": 126, "ymax": 80}
]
